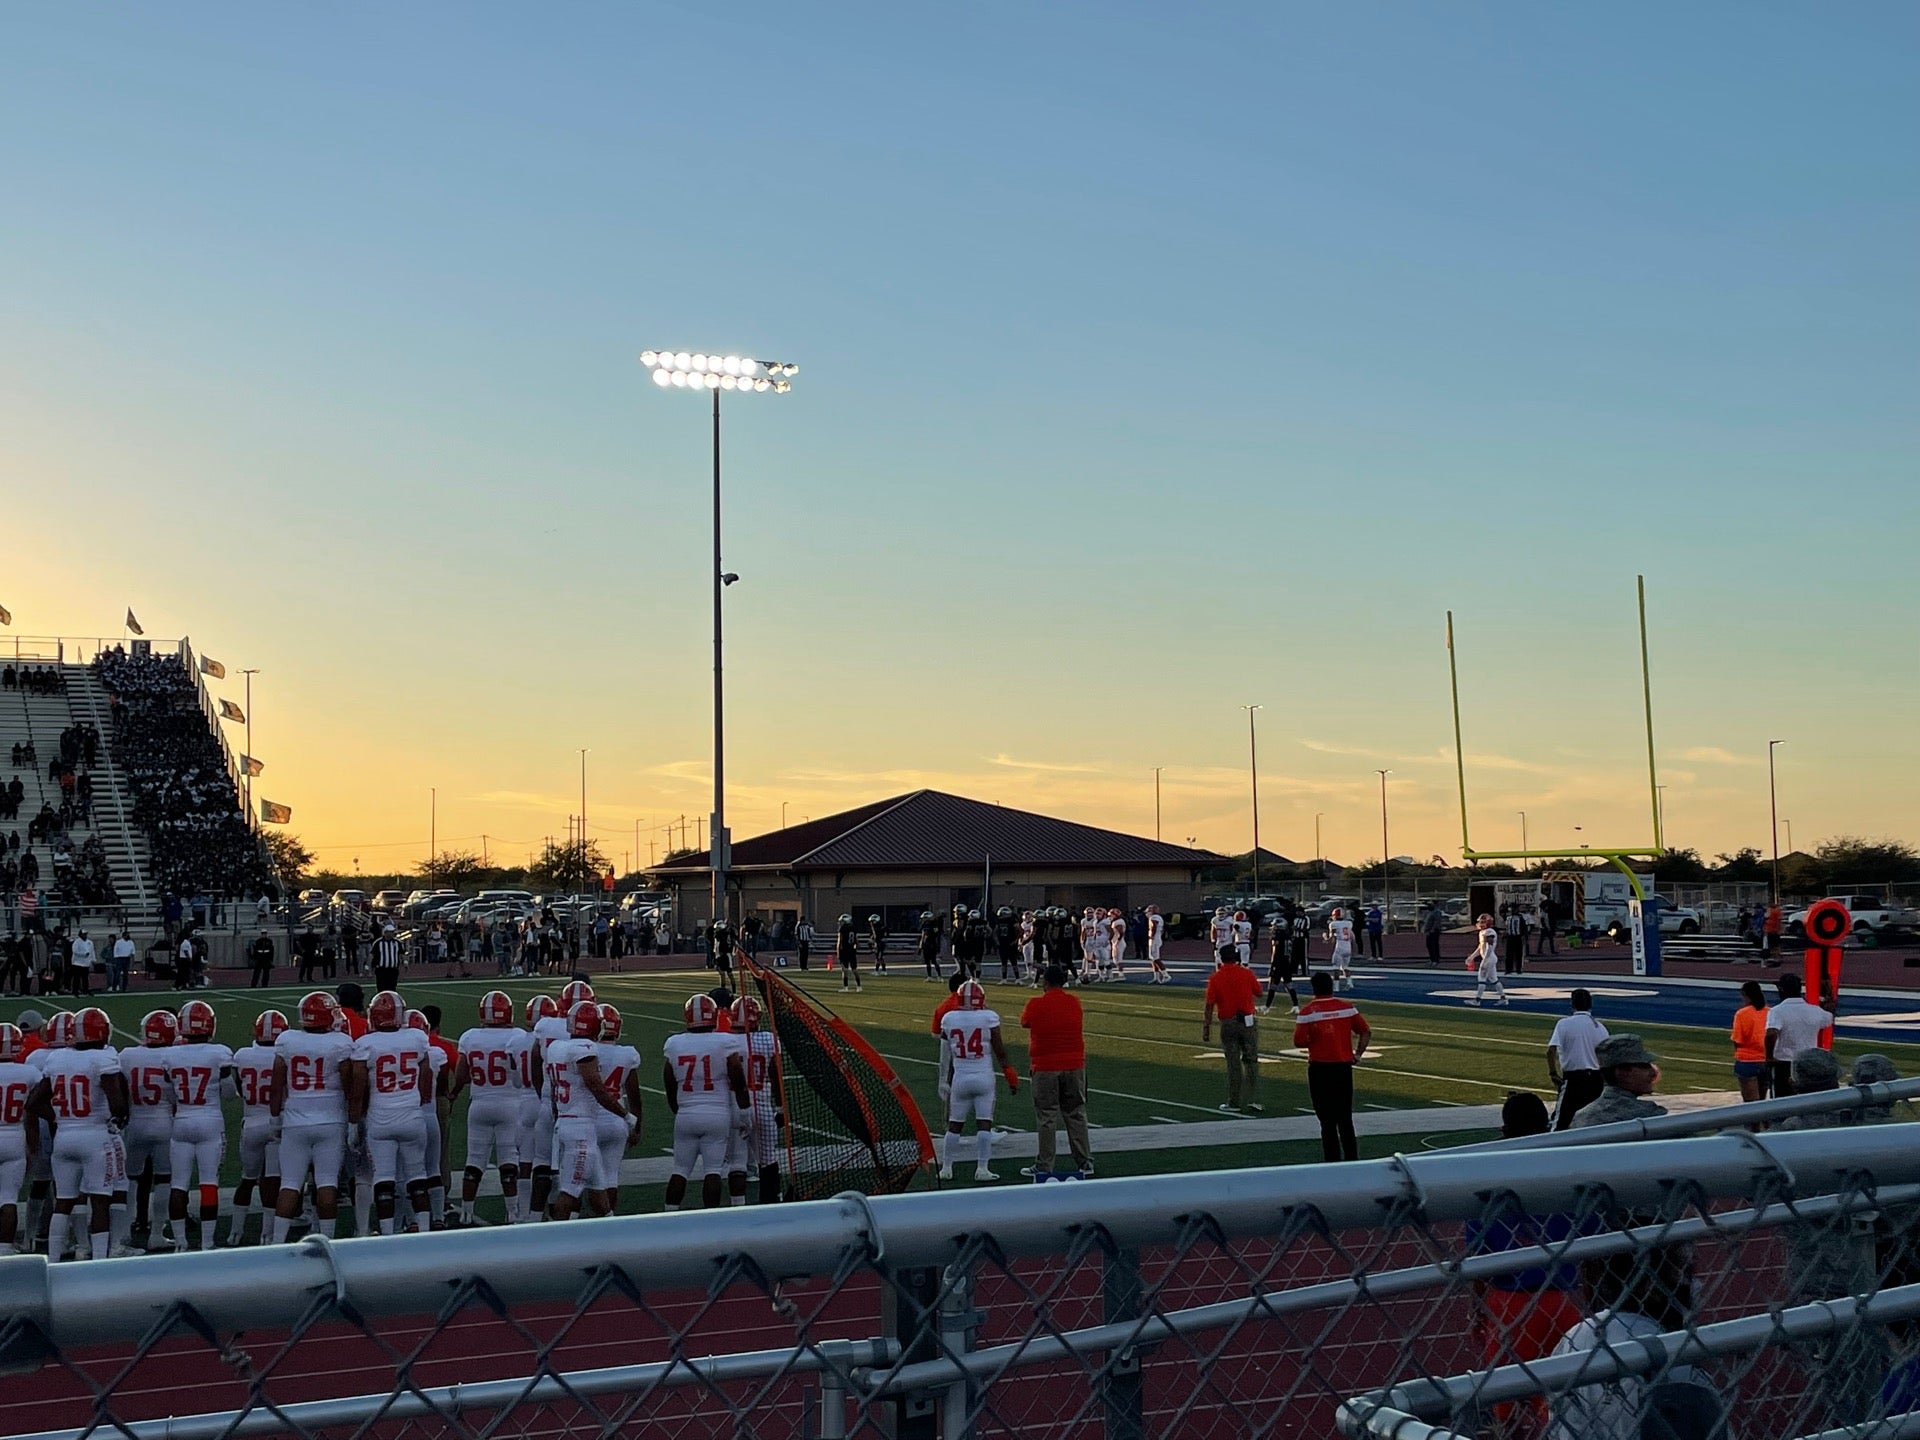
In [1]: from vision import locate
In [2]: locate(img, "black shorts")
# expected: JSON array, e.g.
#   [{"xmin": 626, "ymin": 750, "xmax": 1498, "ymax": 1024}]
[{"xmin": 1269, "ymin": 955, "xmax": 1296, "ymax": 983}]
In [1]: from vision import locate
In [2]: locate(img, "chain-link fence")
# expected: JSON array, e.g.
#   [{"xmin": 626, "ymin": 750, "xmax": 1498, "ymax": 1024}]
[{"xmin": 4, "ymin": 1107, "xmax": 1919, "ymax": 1440}]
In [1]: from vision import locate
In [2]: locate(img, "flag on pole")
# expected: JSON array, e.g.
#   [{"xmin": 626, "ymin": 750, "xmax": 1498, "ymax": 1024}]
[
  {"xmin": 218, "ymin": 698, "xmax": 246, "ymax": 722},
  {"xmin": 199, "ymin": 655, "xmax": 226, "ymax": 680},
  {"xmin": 125, "ymin": 609, "xmax": 144, "ymax": 636},
  {"xmin": 0, "ymin": 604, "xmax": 10, "ymax": 626},
  {"xmin": 239, "ymin": 755, "xmax": 265, "ymax": 777},
  {"xmin": 259, "ymin": 800, "xmax": 293, "ymax": 825}
]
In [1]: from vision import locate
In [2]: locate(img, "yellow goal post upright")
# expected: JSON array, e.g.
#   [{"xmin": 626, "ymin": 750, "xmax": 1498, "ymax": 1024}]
[{"xmin": 1446, "ymin": 577, "xmax": 1669, "ymax": 973}]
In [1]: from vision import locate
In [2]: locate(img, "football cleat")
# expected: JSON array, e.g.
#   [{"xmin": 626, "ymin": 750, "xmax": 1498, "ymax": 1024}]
[{"xmin": 142, "ymin": 1010, "xmax": 179, "ymax": 1046}]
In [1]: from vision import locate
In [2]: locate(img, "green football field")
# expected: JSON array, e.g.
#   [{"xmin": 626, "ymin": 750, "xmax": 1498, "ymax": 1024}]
[{"xmin": 32, "ymin": 968, "xmax": 1920, "ymax": 1220}]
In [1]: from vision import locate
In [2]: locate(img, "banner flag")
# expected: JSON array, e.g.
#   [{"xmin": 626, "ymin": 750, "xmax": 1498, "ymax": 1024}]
[
  {"xmin": 240, "ymin": 755, "xmax": 265, "ymax": 777},
  {"xmin": 259, "ymin": 800, "xmax": 292, "ymax": 825},
  {"xmin": 0, "ymin": 604, "xmax": 10, "ymax": 626},
  {"xmin": 125, "ymin": 609, "xmax": 144, "ymax": 636},
  {"xmin": 200, "ymin": 655, "xmax": 226, "ymax": 679},
  {"xmin": 219, "ymin": 698, "xmax": 246, "ymax": 722}
]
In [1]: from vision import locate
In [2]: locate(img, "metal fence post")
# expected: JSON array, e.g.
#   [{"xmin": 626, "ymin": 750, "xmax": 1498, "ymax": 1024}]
[
  {"xmin": 1101, "ymin": 1243, "xmax": 1146, "ymax": 1440},
  {"xmin": 884, "ymin": 1264, "xmax": 940, "ymax": 1440},
  {"xmin": 938, "ymin": 1256, "xmax": 980, "ymax": 1440},
  {"xmin": 817, "ymin": 1372, "xmax": 847, "ymax": 1440}
]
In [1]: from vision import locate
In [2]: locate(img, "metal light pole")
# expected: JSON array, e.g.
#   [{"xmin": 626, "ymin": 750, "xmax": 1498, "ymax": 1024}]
[
  {"xmin": 1768, "ymin": 739, "xmax": 1783, "ymax": 903},
  {"xmin": 579, "ymin": 748, "xmax": 589, "ymax": 895},
  {"xmin": 1377, "ymin": 771, "xmax": 1391, "ymax": 925},
  {"xmin": 642, "ymin": 348, "xmax": 797, "ymax": 930},
  {"xmin": 1784, "ymin": 818, "xmax": 1793, "ymax": 855},
  {"xmin": 240, "ymin": 668, "xmax": 260, "ymax": 825},
  {"xmin": 1242, "ymin": 706, "xmax": 1262, "ymax": 895},
  {"xmin": 1315, "ymin": 813, "xmax": 1325, "ymax": 883},
  {"xmin": 1153, "ymin": 767, "xmax": 1163, "ymax": 842},
  {"xmin": 1518, "ymin": 811, "xmax": 1528, "ymax": 858},
  {"xmin": 782, "ymin": 801, "xmax": 788, "ymax": 830},
  {"xmin": 429, "ymin": 788, "xmax": 436, "ymax": 888}
]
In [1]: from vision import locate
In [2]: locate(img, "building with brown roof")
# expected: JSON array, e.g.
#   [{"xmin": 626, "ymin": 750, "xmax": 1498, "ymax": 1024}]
[{"xmin": 648, "ymin": 789, "xmax": 1228, "ymax": 933}]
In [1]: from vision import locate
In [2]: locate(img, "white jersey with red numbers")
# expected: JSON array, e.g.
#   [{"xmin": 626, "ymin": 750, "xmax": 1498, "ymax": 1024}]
[
  {"xmin": 40, "ymin": 1047, "xmax": 122, "ymax": 1130},
  {"xmin": 544, "ymin": 1038, "xmax": 606, "ymax": 1124},
  {"xmin": 167, "ymin": 1041, "xmax": 233, "ymax": 1117},
  {"xmin": 663, "ymin": 1031, "xmax": 744, "ymax": 1116},
  {"xmin": 233, "ymin": 1045, "xmax": 278, "ymax": 1123},
  {"xmin": 122, "ymin": 1047, "xmax": 177, "ymax": 1129},
  {"xmin": 0, "ymin": 1059, "xmax": 35, "ymax": 1166},
  {"xmin": 457, "ymin": 1027, "xmax": 532, "ymax": 1099},
  {"xmin": 531, "ymin": 1015, "xmax": 569, "ymax": 1061},
  {"xmin": 352, "ymin": 1030, "xmax": 432, "ymax": 1124},
  {"xmin": 595, "ymin": 1041, "xmax": 641, "ymax": 1099},
  {"xmin": 1329, "ymin": 918, "xmax": 1355, "ymax": 952},
  {"xmin": 943, "ymin": 1010, "xmax": 1001, "ymax": 1082},
  {"xmin": 275, "ymin": 1029, "xmax": 353, "ymax": 1126},
  {"xmin": 419, "ymin": 1042, "xmax": 449, "ymax": 1108},
  {"xmin": 731, "ymin": 1029, "xmax": 782, "ymax": 1170}
]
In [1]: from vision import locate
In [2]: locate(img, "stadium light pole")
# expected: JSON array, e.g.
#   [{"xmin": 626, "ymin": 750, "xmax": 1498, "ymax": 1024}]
[
  {"xmin": 1153, "ymin": 767, "xmax": 1163, "ymax": 842},
  {"xmin": 641, "ymin": 348, "xmax": 797, "ymax": 931},
  {"xmin": 240, "ymin": 668, "xmax": 260, "ymax": 826},
  {"xmin": 1377, "ymin": 770, "xmax": 1391, "ymax": 925},
  {"xmin": 1784, "ymin": 818, "xmax": 1792, "ymax": 855},
  {"xmin": 1242, "ymin": 706, "xmax": 1262, "ymax": 896},
  {"xmin": 1518, "ymin": 811, "xmax": 1527, "ymax": 857},
  {"xmin": 579, "ymin": 748, "xmax": 589, "ymax": 896},
  {"xmin": 1315, "ymin": 813, "xmax": 1324, "ymax": 884},
  {"xmin": 1768, "ymin": 739, "xmax": 1783, "ymax": 904}
]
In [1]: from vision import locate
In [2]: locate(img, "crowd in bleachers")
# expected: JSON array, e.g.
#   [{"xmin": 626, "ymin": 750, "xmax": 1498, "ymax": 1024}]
[
  {"xmin": 0, "ymin": 663, "xmax": 68, "ymax": 694},
  {"xmin": 94, "ymin": 649, "xmax": 273, "ymax": 901},
  {"xmin": 4, "ymin": 699, "xmax": 118, "ymax": 921}
]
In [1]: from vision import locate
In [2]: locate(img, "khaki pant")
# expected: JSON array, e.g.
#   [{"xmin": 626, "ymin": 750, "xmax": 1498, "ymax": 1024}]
[
  {"xmin": 1221, "ymin": 1016, "xmax": 1259, "ymax": 1108},
  {"xmin": 1032, "ymin": 1068, "xmax": 1092, "ymax": 1173}
]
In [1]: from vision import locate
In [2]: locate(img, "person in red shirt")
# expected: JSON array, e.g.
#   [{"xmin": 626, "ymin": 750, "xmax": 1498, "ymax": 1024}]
[
  {"xmin": 1292, "ymin": 971, "xmax": 1370, "ymax": 1161},
  {"xmin": 1202, "ymin": 952, "xmax": 1264, "ymax": 1114},
  {"xmin": 333, "ymin": 983, "xmax": 370, "ymax": 1039},
  {"xmin": 929, "ymin": 973, "xmax": 965, "ymax": 1037},
  {"xmin": 1019, "ymin": 965, "xmax": 1092, "ymax": 1177}
]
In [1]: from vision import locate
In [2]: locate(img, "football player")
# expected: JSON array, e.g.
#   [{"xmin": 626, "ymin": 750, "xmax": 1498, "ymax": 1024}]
[
  {"xmin": 271, "ymin": 991, "xmax": 353, "ymax": 1242},
  {"xmin": 936, "ymin": 981, "xmax": 1017, "ymax": 1183},
  {"xmin": 1106, "ymin": 908, "xmax": 1128, "ymax": 980},
  {"xmin": 406, "ymin": 1010, "xmax": 452, "ymax": 1229},
  {"xmin": 592, "ymin": 1003, "xmax": 643, "ymax": 1214},
  {"xmin": 167, "ymin": 1000, "xmax": 234, "ymax": 1251},
  {"xmin": 525, "ymin": 987, "xmax": 584, "ymax": 1222},
  {"xmin": 662, "ymin": 994, "xmax": 748, "ymax": 1211},
  {"xmin": 1145, "ymin": 905, "xmax": 1168, "ymax": 984},
  {"xmin": 546, "ymin": 999, "xmax": 631, "ymax": 1220},
  {"xmin": 122, "ymin": 1010, "xmax": 177, "ymax": 1249},
  {"xmin": 347, "ymin": 992, "xmax": 433, "ymax": 1236},
  {"xmin": 725, "ymin": 994, "xmax": 783, "ymax": 1205},
  {"xmin": 1327, "ymin": 908, "xmax": 1356, "ymax": 992},
  {"xmin": 0, "ymin": 1023, "xmax": 38, "ymax": 1255},
  {"xmin": 228, "ymin": 1010, "xmax": 285, "ymax": 1245},
  {"xmin": 457, "ymin": 990, "xmax": 529, "ymax": 1226},
  {"xmin": 26, "ymin": 1007, "xmax": 128, "ymax": 1261}
]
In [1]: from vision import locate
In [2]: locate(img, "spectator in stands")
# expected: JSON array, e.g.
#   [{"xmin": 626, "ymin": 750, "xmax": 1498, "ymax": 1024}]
[
  {"xmin": 1548, "ymin": 1229, "xmax": 1701, "ymax": 1439},
  {"xmin": 67, "ymin": 930, "xmax": 95, "ymax": 995},
  {"xmin": 1571, "ymin": 1035, "xmax": 1666, "ymax": 1128}
]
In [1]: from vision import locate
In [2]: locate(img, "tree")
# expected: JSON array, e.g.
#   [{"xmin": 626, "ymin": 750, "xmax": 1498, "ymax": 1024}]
[
  {"xmin": 1814, "ymin": 836, "xmax": 1920, "ymax": 886},
  {"xmin": 527, "ymin": 837, "xmax": 611, "ymax": 893},
  {"xmin": 1713, "ymin": 848, "xmax": 1768, "ymax": 882},
  {"xmin": 418, "ymin": 849, "xmax": 484, "ymax": 889},
  {"xmin": 1654, "ymin": 847, "xmax": 1711, "ymax": 883},
  {"xmin": 261, "ymin": 832, "xmax": 315, "ymax": 894}
]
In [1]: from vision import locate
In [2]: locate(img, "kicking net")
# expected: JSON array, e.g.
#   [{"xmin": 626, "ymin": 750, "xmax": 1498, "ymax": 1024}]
[{"xmin": 741, "ymin": 959, "xmax": 934, "ymax": 1200}]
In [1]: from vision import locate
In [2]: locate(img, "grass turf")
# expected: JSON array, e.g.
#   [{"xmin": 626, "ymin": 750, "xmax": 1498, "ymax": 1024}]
[{"xmin": 26, "ymin": 968, "xmax": 1920, "ymax": 1218}]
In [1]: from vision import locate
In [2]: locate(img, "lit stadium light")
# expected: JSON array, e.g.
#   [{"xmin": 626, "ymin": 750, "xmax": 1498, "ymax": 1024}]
[{"xmin": 642, "ymin": 349, "xmax": 798, "ymax": 394}]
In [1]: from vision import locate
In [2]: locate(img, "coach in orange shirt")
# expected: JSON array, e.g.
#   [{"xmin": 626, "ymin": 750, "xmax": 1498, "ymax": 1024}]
[
  {"xmin": 1020, "ymin": 965, "xmax": 1093, "ymax": 1177},
  {"xmin": 1293, "ymin": 971, "xmax": 1370, "ymax": 1162},
  {"xmin": 1202, "ymin": 950, "xmax": 1264, "ymax": 1114}
]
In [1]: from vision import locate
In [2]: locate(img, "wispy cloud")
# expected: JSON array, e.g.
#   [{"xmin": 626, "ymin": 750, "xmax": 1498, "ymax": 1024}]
[
  {"xmin": 987, "ymin": 753, "xmax": 1104, "ymax": 774},
  {"xmin": 1302, "ymin": 739, "xmax": 1552, "ymax": 774},
  {"xmin": 1674, "ymin": 746, "xmax": 1759, "ymax": 767}
]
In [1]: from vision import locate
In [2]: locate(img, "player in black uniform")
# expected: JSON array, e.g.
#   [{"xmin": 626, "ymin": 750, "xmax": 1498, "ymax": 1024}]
[
  {"xmin": 993, "ymin": 907, "xmax": 1018, "ymax": 979},
  {"xmin": 835, "ymin": 914, "xmax": 861, "ymax": 991},
  {"xmin": 918, "ymin": 910, "xmax": 943, "ymax": 980},
  {"xmin": 1263, "ymin": 903, "xmax": 1299, "ymax": 1013},
  {"xmin": 866, "ymin": 913, "xmax": 888, "ymax": 975}
]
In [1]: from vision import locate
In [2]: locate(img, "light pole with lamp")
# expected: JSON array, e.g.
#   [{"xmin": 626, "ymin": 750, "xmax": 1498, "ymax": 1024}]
[
  {"xmin": 1518, "ymin": 810, "xmax": 1528, "ymax": 859},
  {"xmin": 1784, "ymin": 818, "xmax": 1792, "ymax": 855},
  {"xmin": 579, "ymin": 748, "xmax": 589, "ymax": 895},
  {"xmin": 1315, "ymin": 813, "xmax": 1325, "ymax": 884},
  {"xmin": 1376, "ymin": 770, "xmax": 1391, "ymax": 929},
  {"xmin": 1242, "ymin": 706, "xmax": 1262, "ymax": 896},
  {"xmin": 641, "ymin": 349, "xmax": 797, "ymax": 931},
  {"xmin": 240, "ymin": 668, "xmax": 260, "ymax": 825},
  {"xmin": 1768, "ymin": 739, "xmax": 1784, "ymax": 903},
  {"xmin": 1153, "ymin": 767, "xmax": 1163, "ymax": 843}
]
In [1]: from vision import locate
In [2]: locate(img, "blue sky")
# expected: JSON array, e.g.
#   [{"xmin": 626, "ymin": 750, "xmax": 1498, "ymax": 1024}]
[{"xmin": 2, "ymin": 4, "xmax": 1914, "ymax": 869}]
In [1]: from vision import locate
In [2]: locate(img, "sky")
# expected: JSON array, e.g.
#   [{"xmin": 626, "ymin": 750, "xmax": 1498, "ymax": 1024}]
[{"xmin": 2, "ymin": 4, "xmax": 1915, "ymax": 875}]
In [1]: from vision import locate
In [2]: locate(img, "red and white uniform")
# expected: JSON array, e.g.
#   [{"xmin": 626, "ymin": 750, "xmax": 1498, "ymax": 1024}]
[
  {"xmin": 0, "ymin": 1057, "xmax": 36, "ymax": 1208},
  {"xmin": 121, "ymin": 1045, "xmax": 176, "ymax": 1182},
  {"xmin": 457, "ymin": 1025, "xmax": 530, "ymax": 1171},
  {"xmin": 275, "ymin": 1028, "xmax": 353, "ymax": 1188},
  {"xmin": 544, "ymin": 1038, "xmax": 609, "ymax": 1198},
  {"xmin": 351, "ymin": 1029, "xmax": 430, "ymax": 1186},
  {"xmin": 593, "ymin": 1038, "xmax": 641, "ymax": 1187},
  {"xmin": 418, "ymin": 1041, "xmax": 450, "ymax": 1180},
  {"xmin": 167, "ymin": 1041, "xmax": 234, "ymax": 1186},
  {"xmin": 1328, "ymin": 917, "xmax": 1355, "ymax": 962},
  {"xmin": 728, "ymin": 1030, "xmax": 782, "ymax": 1172},
  {"xmin": 233, "ymin": 1043, "xmax": 281, "ymax": 1182},
  {"xmin": 663, "ymin": 1031, "xmax": 744, "ymax": 1181},
  {"xmin": 942, "ymin": 1010, "xmax": 1002, "ymax": 1124},
  {"xmin": 525, "ymin": 1014, "xmax": 570, "ymax": 1171},
  {"xmin": 40, "ymin": 1048, "xmax": 126, "ymax": 1199},
  {"xmin": 1147, "ymin": 912, "xmax": 1165, "ymax": 961}
]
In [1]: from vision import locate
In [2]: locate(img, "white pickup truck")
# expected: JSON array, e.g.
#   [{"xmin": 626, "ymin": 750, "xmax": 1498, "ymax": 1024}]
[{"xmin": 1786, "ymin": 895, "xmax": 1917, "ymax": 943}]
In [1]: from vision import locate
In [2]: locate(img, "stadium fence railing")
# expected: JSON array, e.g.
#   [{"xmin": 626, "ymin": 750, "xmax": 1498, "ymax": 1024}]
[{"xmin": 4, "ymin": 1098, "xmax": 1920, "ymax": 1440}]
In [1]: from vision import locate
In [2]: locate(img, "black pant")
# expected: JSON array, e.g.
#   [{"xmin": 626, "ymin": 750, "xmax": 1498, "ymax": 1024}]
[
  {"xmin": 374, "ymin": 965, "xmax": 399, "ymax": 994},
  {"xmin": 1502, "ymin": 935, "xmax": 1526, "ymax": 975},
  {"xmin": 1425, "ymin": 931, "xmax": 1442, "ymax": 965},
  {"xmin": 796, "ymin": 942, "xmax": 809, "ymax": 970},
  {"xmin": 1553, "ymin": 1070, "xmax": 1603, "ymax": 1130},
  {"xmin": 1366, "ymin": 930, "xmax": 1383, "ymax": 959},
  {"xmin": 1770, "ymin": 1062, "xmax": 1796, "ymax": 1099},
  {"xmin": 1307, "ymin": 1062, "xmax": 1358, "ymax": 1162},
  {"xmin": 251, "ymin": 960, "xmax": 273, "ymax": 987}
]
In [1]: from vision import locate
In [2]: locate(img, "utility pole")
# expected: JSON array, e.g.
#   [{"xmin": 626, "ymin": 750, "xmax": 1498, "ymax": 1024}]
[
  {"xmin": 1315, "ymin": 813, "xmax": 1325, "ymax": 884},
  {"xmin": 240, "ymin": 668, "xmax": 260, "ymax": 825},
  {"xmin": 1242, "ymin": 706, "xmax": 1262, "ymax": 896},
  {"xmin": 1768, "ymin": 739, "xmax": 1784, "ymax": 904},
  {"xmin": 1153, "ymin": 767, "xmax": 1163, "ymax": 842},
  {"xmin": 1377, "ymin": 770, "xmax": 1391, "ymax": 927},
  {"xmin": 429, "ymin": 787, "xmax": 436, "ymax": 888}
]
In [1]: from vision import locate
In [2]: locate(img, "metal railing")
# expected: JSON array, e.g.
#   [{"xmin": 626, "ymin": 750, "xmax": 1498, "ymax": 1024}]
[{"xmin": 4, "ymin": 1111, "xmax": 1919, "ymax": 1440}]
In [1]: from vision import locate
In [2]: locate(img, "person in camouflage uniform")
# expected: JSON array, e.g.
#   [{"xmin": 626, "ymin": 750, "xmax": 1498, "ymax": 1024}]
[{"xmin": 1570, "ymin": 1034, "xmax": 1667, "ymax": 1129}]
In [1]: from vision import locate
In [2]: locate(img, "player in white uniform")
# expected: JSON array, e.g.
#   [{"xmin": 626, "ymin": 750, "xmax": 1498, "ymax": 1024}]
[
  {"xmin": 227, "ymin": 1010, "xmax": 285, "ymax": 1246},
  {"xmin": 167, "ymin": 999, "xmax": 235, "ymax": 1251},
  {"xmin": 1232, "ymin": 910, "xmax": 1253, "ymax": 967},
  {"xmin": 1081, "ymin": 908, "xmax": 1108, "ymax": 981},
  {"xmin": 1466, "ymin": 916, "xmax": 1508, "ymax": 1007},
  {"xmin": 1017, "ymin": 912, "xmax": 1036, "ymax": 983},
  {"xmin": 347, "ymin": 991, "xmax": 434, "ymax": 1235},
  {"xmin": 724, "ymin": 995, "xmax": 783, "ymax": 1206},
  {"xmin": 0, "ymin": 1024, "xmax": 38, "ymax": 1255},
  {"xmin": 1327, "ymin": 909, "xmax": 1356, "ymax": 991},
  {"xmin": 937, "ymin": 981, "xmax": 1017, "ymax": 1182},
  {"xmin": 662, "ymin": 994, "xmax": 748, "ymax": 1212},
  {"xmin": 1105, "ymin": 909, "xmax": 1128, "ymax": 979},
  {"xmin": 121, "ymin": 1010, "xmax": 177, "ymax": 1248},
  {"xmin": 1209, "ymin": 907, "xmax": 1235, "ymax": 967},
  {"xmin": 546, "ymin": 1000, "xmax": 632, "ymax": 1219},
  {"xmin": 1146, "ymin": 905, "xmax": 1168, "ymax": 983},
  {"xmin": 27, "ymin": 1008, "xmax": 128, "ymax": 1261},
  {"xmin": 405, "ymin": 1009, "xmax": 451, "ymax": 1229},
  {"xmin": 515, "ymin": 995, "xmax": 561, "ymax": 1223},
  {"xmin": 592, "ymin": 1004, "xmax": 643, "ymax": 1214},
  {"xmin": 457, "ymin": 990, "xmax": 530, "ymax": 1226},
  {"xmin": 527, "ymin": 983, "xmax": 590, "ymax": 1222},
  {"xmin": 271, "ymin": 991, "xmax": 354, "ymax": 1242}
]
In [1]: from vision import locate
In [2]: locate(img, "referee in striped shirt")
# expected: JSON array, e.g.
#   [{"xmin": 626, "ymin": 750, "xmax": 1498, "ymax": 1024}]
[{"xmin": 373, "ymin": 923, "xmax": 403, "ymax": 994}]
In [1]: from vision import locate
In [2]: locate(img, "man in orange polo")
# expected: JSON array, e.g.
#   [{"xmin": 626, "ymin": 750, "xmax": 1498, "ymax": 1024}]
[
  {"xmin": 1293, "ymin": 971, "xmax": 1370, "ymax": 1161},
  {"xmin": 1202, "ymin": 949, "xmax": 1264, "ymax": 1114},
  {"xmin": 1020, "ymin": 965, "xmax": 1092, "ymax": 1178}
]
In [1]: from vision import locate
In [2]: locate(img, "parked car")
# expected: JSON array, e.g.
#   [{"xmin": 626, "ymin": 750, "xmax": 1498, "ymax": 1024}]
[
  {"xmin": 1304, "ymin": 896, "xmax": 1361, "ymax": 926},
  {"xmin": 371, "ymin": 889, "xmax": 407, "ymax": 914},
  {"xmin": 1654, "ymin": 896, "xmax": 1703, "ymax": 936},
  {"xmin": 400, "ymin": 890, "xmax": 463, "ymax": 923},
  {"xmin": 1786, "ymin": 895, "xmax": 1917, "ymax": 943},
  {"xmin": 329, "ymin": 888, "xmax": 370, "ymax": 912}
]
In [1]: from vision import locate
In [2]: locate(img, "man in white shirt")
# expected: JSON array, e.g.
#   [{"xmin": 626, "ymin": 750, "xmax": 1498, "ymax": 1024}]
[
  {"xmin": 109, "ymin": 932, "xmax": 136, "ymax": 993},
  {"xmin": 1766, "ymin": 972, "xmax": 1835, "ymax": 1098},
  {"xmin": 68, "ymin": 933, "xmax": 97, "ymax": 996},
  {"xmin": 168, "ymin": 999, "xmax": 235, "ymax": 1250},
  {"xmin": 1546, "ymin": 989, "xmax": 1610, "ymax": 1130},
  {"xmin": 456, "ymin": 990, "xmax": 530, "ymax": 1225}
]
